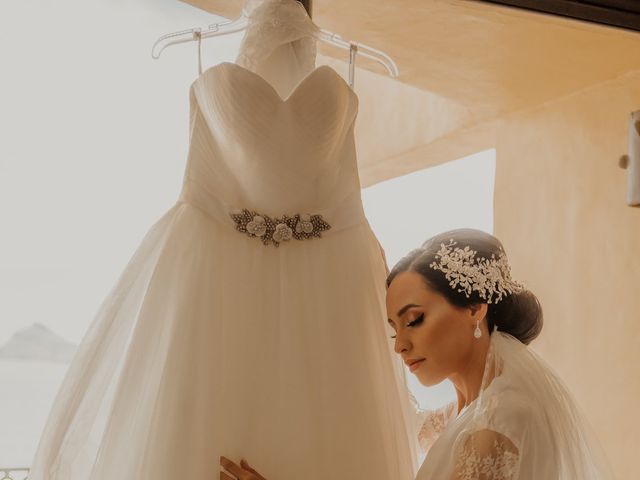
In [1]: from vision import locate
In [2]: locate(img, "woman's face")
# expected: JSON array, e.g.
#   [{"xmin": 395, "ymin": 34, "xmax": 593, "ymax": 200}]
[{"xmin": 386, "ymin": 271, "xmax": 486, "ymax": 386}]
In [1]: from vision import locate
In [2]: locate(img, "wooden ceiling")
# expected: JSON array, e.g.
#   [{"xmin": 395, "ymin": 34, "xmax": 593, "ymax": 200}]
[{"xmin": 184, "ymin": 0, "xmax": 640, "ymax": 118}]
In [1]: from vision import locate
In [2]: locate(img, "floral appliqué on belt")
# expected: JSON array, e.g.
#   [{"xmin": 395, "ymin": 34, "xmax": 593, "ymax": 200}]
[{"xmin": 230, "ymin": 210, "xmax": 331, "ymax": 247}]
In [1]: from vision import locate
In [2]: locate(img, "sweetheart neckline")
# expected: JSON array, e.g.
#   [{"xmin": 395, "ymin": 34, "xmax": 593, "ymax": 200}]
[{"xmin": 188, "ymin": 61, "xmax": 357, "ymax": 105}]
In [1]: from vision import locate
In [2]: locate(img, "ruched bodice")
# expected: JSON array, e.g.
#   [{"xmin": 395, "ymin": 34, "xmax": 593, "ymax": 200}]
[
  {"xmin": 176, "ymin": 0, "xmax": 368, "ymax": 233},
  {"xmin": 180, "ymin": 61, "xmax": 360, "ymax": 220}
]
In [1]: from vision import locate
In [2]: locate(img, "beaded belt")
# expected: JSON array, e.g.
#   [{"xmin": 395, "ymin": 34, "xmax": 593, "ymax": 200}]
[{"xmin": 178, "ymin": 177, "xmax": 367, "ymax": 247}]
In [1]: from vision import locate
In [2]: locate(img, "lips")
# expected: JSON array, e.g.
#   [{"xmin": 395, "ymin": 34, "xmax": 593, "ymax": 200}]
[{"xmin": 405, "ymin": 358, "xmax": 425, "ymax": 372}]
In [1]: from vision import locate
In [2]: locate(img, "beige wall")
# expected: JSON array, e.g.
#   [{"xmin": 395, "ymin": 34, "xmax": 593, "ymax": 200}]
[{"xmin": 494, "ymin": 70, "xmax": 640, "ymax": 479}]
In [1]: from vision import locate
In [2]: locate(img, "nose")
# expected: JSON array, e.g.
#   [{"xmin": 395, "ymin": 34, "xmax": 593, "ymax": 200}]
[{"xmin": 394, "ymin": 333, "xmax": 410, "ymax": 355}]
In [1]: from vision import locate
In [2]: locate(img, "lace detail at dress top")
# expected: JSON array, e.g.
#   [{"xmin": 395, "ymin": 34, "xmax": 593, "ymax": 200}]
[
  {"xmin": 236, "ymin": 0, "xmax": 320, "ymax": 74},
  {"xmin": 417, "ymin": 401, "xmax": 457, "ymax": 454}
]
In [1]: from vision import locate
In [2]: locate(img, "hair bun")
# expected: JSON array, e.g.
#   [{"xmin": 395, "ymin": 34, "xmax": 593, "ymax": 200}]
[{"xmin": 488, "ymin": 288, "xmax": 543, "ymax": 345}]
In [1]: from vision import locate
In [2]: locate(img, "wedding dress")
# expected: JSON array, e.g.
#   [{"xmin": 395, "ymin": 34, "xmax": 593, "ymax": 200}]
[
  {"xmin": 28, "ymin": 1, "xmax": 419, "ymax": 478},
  {"xmin": 414, "ymin": 330, "xmax": 615, "ymax": 479}
]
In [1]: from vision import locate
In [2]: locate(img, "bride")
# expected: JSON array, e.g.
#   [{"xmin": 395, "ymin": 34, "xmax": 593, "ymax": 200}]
[{"xmin": 221, "ymin": 228, "xmax": 614, "ymax": 479}]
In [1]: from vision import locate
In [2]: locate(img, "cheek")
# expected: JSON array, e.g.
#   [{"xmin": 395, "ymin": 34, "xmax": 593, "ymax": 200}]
[{"xmin": 413, "ymin": 315, "xmax": 469, "ymax": 382}]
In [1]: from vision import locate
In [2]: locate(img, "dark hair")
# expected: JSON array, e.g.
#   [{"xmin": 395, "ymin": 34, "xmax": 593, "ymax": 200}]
[{"xmin": 386, "ymin": 228, "xmax": 543, "ymax": 345}]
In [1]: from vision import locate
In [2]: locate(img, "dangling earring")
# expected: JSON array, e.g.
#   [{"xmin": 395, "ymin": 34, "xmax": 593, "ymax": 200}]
[{"xmin": 474, "ymin": 319, "xmax": 482, "ymax": 339}]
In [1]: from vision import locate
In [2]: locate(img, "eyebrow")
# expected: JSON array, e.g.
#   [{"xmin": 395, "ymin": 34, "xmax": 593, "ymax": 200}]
[{"xmin": 387, "ymin": 303, "xmax": 421, "ymax": 326}]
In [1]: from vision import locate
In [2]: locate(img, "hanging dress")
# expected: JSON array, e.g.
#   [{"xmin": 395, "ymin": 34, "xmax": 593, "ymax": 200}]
[{"xmin": 28, "ymin": 1, "xmax": 419, "ymax": 479}]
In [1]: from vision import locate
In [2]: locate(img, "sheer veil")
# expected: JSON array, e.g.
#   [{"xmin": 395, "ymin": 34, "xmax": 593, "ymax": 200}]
[{"xmin": 443, "ymin": 329, "xmax": 616, "ymax": 479}]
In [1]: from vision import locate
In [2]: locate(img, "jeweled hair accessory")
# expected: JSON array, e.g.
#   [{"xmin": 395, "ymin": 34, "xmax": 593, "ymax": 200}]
[
  {"xmin": 429, "ymin": 239, "xmax": 524, "ymax": 304},
  {"xmin": 230, "ymin": 209, "xmax": 331, "ymax": 247}
]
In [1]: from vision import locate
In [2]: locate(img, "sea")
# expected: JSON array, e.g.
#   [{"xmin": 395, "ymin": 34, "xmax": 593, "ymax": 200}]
[{"xmin": 0, "ymin": 360, "xmax": 69, "ymax": 467}]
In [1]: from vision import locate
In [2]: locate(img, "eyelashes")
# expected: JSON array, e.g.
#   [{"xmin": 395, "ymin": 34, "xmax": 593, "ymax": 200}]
[
  {"xmin": 408, "ymin": 312, "xmax": 425, "ymax": 328},
  {"xmin": 390, "ymin": 313, "xmax": 425, "ymax": 339}
]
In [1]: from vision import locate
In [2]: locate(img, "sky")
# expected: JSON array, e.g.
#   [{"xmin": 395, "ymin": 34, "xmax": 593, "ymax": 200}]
[
  {"xmin": 0, "ymin": 1, "xmax": 494, "ymax": 411},
  {"xmin": 0, "ymin": 0, "xmax": 237, "ymax": 344}
]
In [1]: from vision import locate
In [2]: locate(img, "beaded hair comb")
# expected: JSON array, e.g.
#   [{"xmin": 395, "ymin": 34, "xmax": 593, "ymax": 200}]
[{"xmin": 429, "ymin": 239, "xmax": 524, "ymax": 304}]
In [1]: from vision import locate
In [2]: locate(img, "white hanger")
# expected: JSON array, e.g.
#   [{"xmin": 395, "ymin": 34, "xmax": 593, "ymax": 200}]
[{"xmin": 151, "ymin": 9, "xmax": 398, "ymax": 88}]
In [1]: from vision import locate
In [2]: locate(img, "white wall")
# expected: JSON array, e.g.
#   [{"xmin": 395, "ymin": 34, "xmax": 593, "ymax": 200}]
[{"xmin": 362, "ymin": 149, "xmax": 496, "ymax": 409}]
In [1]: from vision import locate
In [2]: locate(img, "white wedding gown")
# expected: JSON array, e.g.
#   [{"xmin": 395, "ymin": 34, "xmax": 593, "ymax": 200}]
[{"xmin": 28, "ymin": 1, "xmax": 419, "ymax": 479}]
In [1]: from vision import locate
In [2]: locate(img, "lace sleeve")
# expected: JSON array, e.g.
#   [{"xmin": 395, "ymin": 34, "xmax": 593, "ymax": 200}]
[
  {"xmin": 450, "ymin": 429, "xmax": 520, "ymax": 480},
  {"xmin": 418, "ymin": 402, "xmax": 457, "ymax": 454}
]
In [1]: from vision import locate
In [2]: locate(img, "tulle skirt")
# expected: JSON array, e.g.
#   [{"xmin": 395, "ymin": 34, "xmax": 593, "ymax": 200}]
[{"xmin": 29, "ymin": 200, "xmax": 418, "ymax": 480}]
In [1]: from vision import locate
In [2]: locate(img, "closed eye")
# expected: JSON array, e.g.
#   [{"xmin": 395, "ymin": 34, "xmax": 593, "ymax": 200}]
[
  {"xmin": 408, "ymin": 313, "xmax": 425, "ymax": 327},
  {"xmin": 390, "ymin": 313, "xmax": 425, "ymax": 339}
]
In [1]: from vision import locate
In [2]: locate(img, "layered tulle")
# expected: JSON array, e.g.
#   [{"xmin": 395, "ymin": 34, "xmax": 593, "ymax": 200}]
[{"xmin": 29, "ymin": 200, "xmax": 418, "ymax": 479}]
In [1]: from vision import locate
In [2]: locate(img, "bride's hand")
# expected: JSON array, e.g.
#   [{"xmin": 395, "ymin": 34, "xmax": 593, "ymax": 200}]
[{"xmin": 220, "ymin": 456, "xmax": 267, "ymax": 480}]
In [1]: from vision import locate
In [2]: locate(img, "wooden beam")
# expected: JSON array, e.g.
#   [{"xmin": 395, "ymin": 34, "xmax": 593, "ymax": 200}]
[{"xmin": 477, "ymin": 0, "xmax": 640, "ymax": 31}]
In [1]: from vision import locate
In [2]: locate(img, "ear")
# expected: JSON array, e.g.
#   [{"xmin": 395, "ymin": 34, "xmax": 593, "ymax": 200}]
[{"xmin": 468, "ymin": 302, "xmax": 488, "ymax": 322}]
